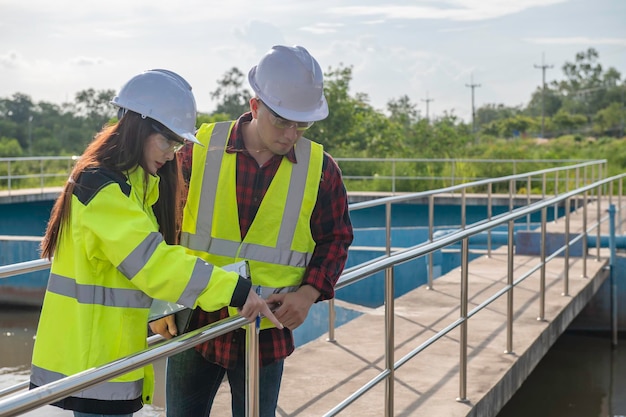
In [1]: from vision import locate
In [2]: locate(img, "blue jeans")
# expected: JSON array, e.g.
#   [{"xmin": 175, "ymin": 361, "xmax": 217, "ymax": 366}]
[
  {"xmin": 74, "ymin": 413, "xmax": 133, "ymax": 417},
  {"xmin": 165, "ymin": 347, "xmax": 284, "ymax": 417}
]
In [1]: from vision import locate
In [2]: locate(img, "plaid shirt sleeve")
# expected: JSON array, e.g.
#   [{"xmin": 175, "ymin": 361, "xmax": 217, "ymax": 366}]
[{"xmin": 301, "ymin": 153, "xmax": 354, "ymax": 301}]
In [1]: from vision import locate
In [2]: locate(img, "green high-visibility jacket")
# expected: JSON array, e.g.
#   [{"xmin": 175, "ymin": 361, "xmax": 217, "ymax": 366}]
[{"xmin": 30, "ymin": 165, "xmax": 249, "ymax": 415}]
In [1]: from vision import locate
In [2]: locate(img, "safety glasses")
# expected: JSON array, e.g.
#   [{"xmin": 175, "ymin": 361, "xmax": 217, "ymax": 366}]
[
  {"xmin": 151, "ymin": 124, "xmax": 185, "ymax": 153},
  {"xmin": 258, "ymin": 100, "xmax": 314, "ymax": 131}
]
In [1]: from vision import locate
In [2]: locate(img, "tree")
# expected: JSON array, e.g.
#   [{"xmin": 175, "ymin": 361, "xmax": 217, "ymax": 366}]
[
  {"xmin": 0, "ymin": 137, "xmax": 23, "ymax": 157},
  {"xmin": 387, "ymin": 95, "xmax": 419, "ymax": 128},
  {"xmin": 496, "ymin": 116, "xmax": 536, "ymax": 138},
  {"xmin": 551, "ymin": 109, "xmax": 587, "ymax": 135},
  {"xmin": 593, "ymin": 102, "xmax": 625, "ymax": 136},
  {"xmin": 210, "ymin": 67, "xmax": 251, "ymax": 119},
  {"xmin": 476, "ymin": 103, "xmax": 521, "ymax": 126},
  {"xmin": 1, "ymin": 93, "xmax": 34, "ymax": 123},
  {"xmin": 307, "ymin": 64, "xmax": 369, "ymax": 154},
  {"xmin": 72, "ymin": 88, "xmax": 117, "ymax": 130},
  {"xmin": 526, "ymin": 87, "xmax": 562, "ymax": 119}
]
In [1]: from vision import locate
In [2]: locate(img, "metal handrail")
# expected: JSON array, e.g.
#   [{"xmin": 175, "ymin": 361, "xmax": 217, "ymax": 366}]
[
  {"xmin": 0, "ymin": 316, "xmax": 250, "ymax": 416},
  {"xmin": 0, "ymin": 163, "xmax": 620, "ymax": 416},
  {"xmin": 0, "ymin": 156, "xmax": 78, "ymax": 195},
  {"xmin": 0, "ymin": 156, "xmax": 608, "ymax": 195},
  {"xmin": 322, "ymin": 174, "xmax": 622, "ymax": 416}
]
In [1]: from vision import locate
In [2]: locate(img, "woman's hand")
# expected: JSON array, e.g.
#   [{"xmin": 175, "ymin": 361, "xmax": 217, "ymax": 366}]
[
  {"xmin": 238, "ymin": 289, "xmax": 283, "ymax": 329},
  {"xmin": 148, "ymin": 315, "xmax": 178, "ymax": 339}
]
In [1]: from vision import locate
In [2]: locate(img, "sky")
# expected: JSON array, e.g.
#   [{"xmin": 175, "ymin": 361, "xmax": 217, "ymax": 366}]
[{"xmin": 1, "ymin": 0, "xmax": 625, "ymax": 122}]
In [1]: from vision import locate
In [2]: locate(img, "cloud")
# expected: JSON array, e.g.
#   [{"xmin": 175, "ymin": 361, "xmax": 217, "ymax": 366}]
[
  {"xmin": 0, "ymin": 51, "xmax": 22, "ymax": 69},
  {"xmin": 233, "ymin": 20, "xmax": 286, "ymax": 53},
  {"xmin": 68, "ymin": 56, "xmax": 107, "ymax": 67},
  {"xmin": 524, "ymin": 37, "xmax": 626, "ymax": 46},
  {"xmin": 327, "ymin": 0, "xmax": 568, "ymax": 22},
  {"xmin": 301, "ymin": 23, "xmax": 344, "ymax": 35}
]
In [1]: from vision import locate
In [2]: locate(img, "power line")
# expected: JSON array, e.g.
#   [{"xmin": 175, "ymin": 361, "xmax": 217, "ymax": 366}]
[{"xmin": 534, "ymin": 53, "xmax": 553, "ymax": 139}]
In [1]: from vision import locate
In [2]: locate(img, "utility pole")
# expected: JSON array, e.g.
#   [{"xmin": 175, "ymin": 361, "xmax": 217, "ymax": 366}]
[
  {"xmin": 465, "ymin": 74, "xmax": 481, "ymax": 137},
  {"xmin": 421, "ymin": 92, "xmax": 434, "ymax": 122},
  {"xmin": 534, "ymin": 53, "xmax": 553, "ymax": 139}
]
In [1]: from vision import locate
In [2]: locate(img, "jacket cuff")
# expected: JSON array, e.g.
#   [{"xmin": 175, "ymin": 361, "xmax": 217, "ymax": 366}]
[{"xmin": 230, "ymin": 276, "xmax": 252, "ymax": 308}]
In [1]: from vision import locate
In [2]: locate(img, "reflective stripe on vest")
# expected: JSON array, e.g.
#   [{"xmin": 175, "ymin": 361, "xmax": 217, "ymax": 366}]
[
  {"xmin": 31, "ymin": 364, "xmax": 142, "ymax": 401},
  {"xmin": 180, "ymin": 122, "xmax": 315, "ymax": 267}
]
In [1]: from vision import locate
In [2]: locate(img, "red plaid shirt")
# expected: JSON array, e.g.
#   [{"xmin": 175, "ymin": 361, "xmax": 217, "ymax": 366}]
[{"xmin": 180, "ymin": 112, "xmax": 353, "ymax": 368}]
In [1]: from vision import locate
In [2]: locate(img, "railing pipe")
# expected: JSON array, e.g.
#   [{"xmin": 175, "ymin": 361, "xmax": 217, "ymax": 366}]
[
  {"xmin": 456, "ymin": 238, "xmax": 469, "ymax": 402},
  {"xmin": 384, "ymin": 201, "xmax": 394, "ymax": 416},
  {"xmin": 526, "ymin": 175, "xmax": 531, "ymax": 229},
  {"xmin": 0, "ymin": 258, "xmax": 51, "ymax": 278},
  {"xmin": 609, "ymin": 204, "xmax": 618, "ymax": 347},
  {"xmin": 338, "ymin": 175, "xmax": 620, "ymax": 292},
  {"xmin": 0, "ymin": 316, "xmax": 250, "ymax": 417},
  {"xmin": 583, "ymin": 190, "xmax": 589, "ymax": 278},
  {"xmin": 617, "ymin": 178, "xmax": 624, "ymax": 235},
  {"xmin": 538, "ymin": 206, "xmax": 547, "ymax": 321},
  {"xmin": 505, "ymin": 219, "xmax": 514, "ymax": 354},
  {"xmin": 563, "ymin": 198, "xmax": 570, "ymax": 296},
  {"xmin": 508, "ymin": 179, "xmax": 514, "ymax": 213},
  {"xmin": 428, "ymin": 194, "xmax": 434, "ymax": 289},
  {"xmin": 597, "ymin": 184, "xmax": 602, "ymax": 260},
  {"xmin": 554, "ymin": 171, "xmax": 559, "ymax": 223},
  {"xmin": 384, "ymin": 265, "xmax": 395, "ymax": 416},
  {"xmin": 487, "ymin": 183, "xmax": 493, "ymax": 258},
  {"xmin": 575, "ymin": 167, "xmax": 580, "ymax": 211},
  {"xmin": 461, "ymin": 188, "xmax": 466, "ymax": 229},
  {"xmin": 327, "ymin": 298, "xmax": 336, "ymax": 342},
  {"xmin": 0, "ymin": 163, "xmax": 621, "ymax": 417},
  {"xmin": 246, "ymin": 320, "xmax": 260, "ymax": 416}
]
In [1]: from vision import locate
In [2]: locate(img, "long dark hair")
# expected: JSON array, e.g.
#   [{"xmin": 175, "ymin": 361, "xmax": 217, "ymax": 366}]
[{"xmin": 41, "ymin": 111, "xmax": 184, "ymax": 259}]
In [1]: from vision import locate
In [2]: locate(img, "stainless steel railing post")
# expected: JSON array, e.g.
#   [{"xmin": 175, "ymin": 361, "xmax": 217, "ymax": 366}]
[
  {"xmin": 538, "ymin": 206, "xmax": 547, "ymax": 321},
  {"xmin": 245, "ymin": 320, "xmax": 260, "ymax": 417},
  {"xmin": 563, "ymin": 198, "xmax": 570, "ymax": 296},
  {"xmin": 456, "ymin": 238, "xmax": 469, "ymax": 403},
  {"xmin": 505, "ymin": 219, "xmax": 515, "ymax": 354},
  {"xmin": 428, "ymin": 194, "xmax": 435, "ymax": 289}
]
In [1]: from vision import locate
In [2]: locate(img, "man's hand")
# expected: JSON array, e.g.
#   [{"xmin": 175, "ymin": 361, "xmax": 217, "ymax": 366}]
[
  {"xmin": 239, "ymin": 288, "xmax": 284, "ymax": 329},
  {"xmin": 149, "ymin": 315, "xmax": 178, "ymax": 339},
  {"xmin": 266, "ymin": 285, "xmax": 320, "ymax": 330}
]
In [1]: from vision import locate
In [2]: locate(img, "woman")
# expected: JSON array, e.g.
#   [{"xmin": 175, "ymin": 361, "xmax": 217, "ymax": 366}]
[{"xmin": 29, "ymin": 69, "xmax": 280, "ymax": 417}]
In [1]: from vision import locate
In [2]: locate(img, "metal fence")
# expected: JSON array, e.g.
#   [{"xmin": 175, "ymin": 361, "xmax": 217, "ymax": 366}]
[
  {"xmin": 0, "ymin": 160, "xmax": 622, "ymax": 416},
  {"xmin": 0, "ymin": 156, "xmax": 608, "ymax": 195}
]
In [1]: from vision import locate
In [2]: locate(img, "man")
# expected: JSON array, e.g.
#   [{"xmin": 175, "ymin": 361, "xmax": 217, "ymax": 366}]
[{"xmin": 163, "ymin": 45, "xmax": 353, "ymax": 417}]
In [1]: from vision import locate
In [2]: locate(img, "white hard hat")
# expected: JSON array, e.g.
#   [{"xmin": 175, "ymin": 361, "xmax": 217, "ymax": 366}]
[
  {"xmin": 248, "ymin": 45, "xmax": 328, "ymax": 122},
  {"xmin": 111, "ymin": 69, "xmax": 201, "ymax": 145}
]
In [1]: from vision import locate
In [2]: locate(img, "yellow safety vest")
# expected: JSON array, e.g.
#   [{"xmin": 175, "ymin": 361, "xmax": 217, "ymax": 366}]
[{"xmin": 181, "ymin": 121, "xmax": 323, "ymax": 329}]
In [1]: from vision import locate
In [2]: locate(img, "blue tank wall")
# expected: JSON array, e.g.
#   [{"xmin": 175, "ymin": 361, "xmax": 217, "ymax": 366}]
[
  {"xmin": 0, "ymin": 240, "xmax": 48, "ymax": 289},
  {"xmin": 0, "ymin": 200, "xmax": 54, "ymax": 236}
]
